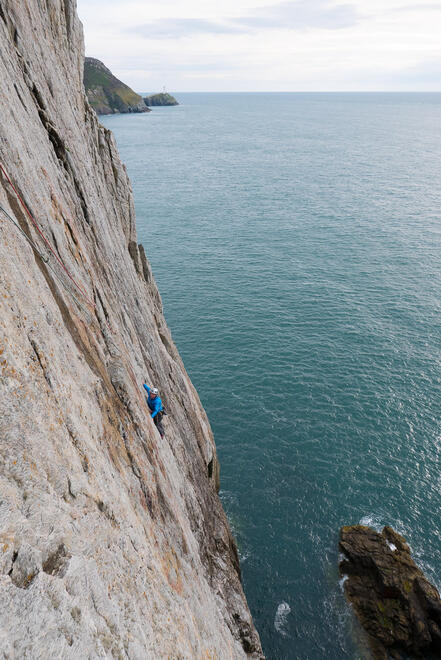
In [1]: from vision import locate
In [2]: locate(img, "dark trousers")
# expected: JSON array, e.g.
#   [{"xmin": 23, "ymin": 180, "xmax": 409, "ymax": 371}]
[{"xmin": 152, "ymin": 411, "xmax": 164, "ymax": 437}]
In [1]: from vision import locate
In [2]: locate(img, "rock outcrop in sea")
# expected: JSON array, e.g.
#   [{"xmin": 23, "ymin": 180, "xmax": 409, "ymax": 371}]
[
  {"xmin": 339, "ymin": 525, "xmax": 441, "ymax": 659},
  {"xmin": 0, "ymin": 1, "xmax": 263, "ymax": 657},
  {"xmin": 144, "ymin": 93, "xmax": 179, "ymax": 107},
  {"xmin": 84, "ymin": 57, "xmax": 150, "ymax": 115}
]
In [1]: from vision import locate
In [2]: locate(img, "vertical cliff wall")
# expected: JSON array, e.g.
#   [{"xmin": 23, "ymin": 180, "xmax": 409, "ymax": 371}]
[{"xmin": 0, "ymin": 1, "xmax": 263, "ymax": 657}]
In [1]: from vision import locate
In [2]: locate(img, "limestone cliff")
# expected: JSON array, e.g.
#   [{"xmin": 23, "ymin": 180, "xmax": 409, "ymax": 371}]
[{"xmin": 0, "ymin": 1, "xmax": 263, "ymax": 658}]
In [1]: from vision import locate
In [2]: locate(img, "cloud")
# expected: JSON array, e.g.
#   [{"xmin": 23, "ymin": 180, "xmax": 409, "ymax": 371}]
[
  {"xmin": 375, "ymin": 57, "xmax": 441, "ymax": 87},
  {"xmin": 131, "ymin": 18, "xmax": 243, "ymax": 40},
  {"xmin": 392, "ymin": 3, "xmax": 441, "ymax": 11},
  {"xmin": 233, "ymin": 0, "xmax": 360, "ymax": 31},
  {"xmin": 131, "ymin": 1, "xmax": 360, "ymax": 40},
  {"xmin": 78, "ymin": 0, "xmax": 441, "ymax": 92}
]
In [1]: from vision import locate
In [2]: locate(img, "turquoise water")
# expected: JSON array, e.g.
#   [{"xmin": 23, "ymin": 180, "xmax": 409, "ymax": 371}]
[{"xmin": 101, "ymin": 93, "xmax": 441, "ymax": 659}]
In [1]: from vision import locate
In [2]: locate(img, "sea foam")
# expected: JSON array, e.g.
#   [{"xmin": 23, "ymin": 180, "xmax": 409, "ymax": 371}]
[
  {"xmin": 359, "ymin": 514, "xmax": 383, "ymax": 532},
  {"xmin": 274, "ymin": 602, "xmax": 291, "ymax": 637},
  {"xmin": 339, "ymin": 575, "xmax": 349, "ymax": 591}
]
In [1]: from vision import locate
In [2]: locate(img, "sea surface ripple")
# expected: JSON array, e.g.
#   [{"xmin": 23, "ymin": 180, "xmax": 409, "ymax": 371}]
[{"xmin": 102, "ymin": 92, "xmax": 441, "ymax": 659}]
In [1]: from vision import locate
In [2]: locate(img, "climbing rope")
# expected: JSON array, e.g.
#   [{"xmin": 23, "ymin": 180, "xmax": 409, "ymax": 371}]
[
  {"xmin": 0, "ymin": 203, "xmax": 94, "ymax": 321},
  {"xmin": 0, "ymin": 202, "xmax": 48, "ymax": 263},
  {"xmin": 0, "ymin": 162, "xmax": 96, "ymax": 309},
  {"xmin": 0, "ymin": 164, "xmax": 147, "ymax": 409}
]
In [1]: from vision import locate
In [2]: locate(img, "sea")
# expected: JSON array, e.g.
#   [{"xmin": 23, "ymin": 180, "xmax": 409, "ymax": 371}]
[{"xmin": 101, "ymin": 92, "xmax": 441, "ymax": 659}]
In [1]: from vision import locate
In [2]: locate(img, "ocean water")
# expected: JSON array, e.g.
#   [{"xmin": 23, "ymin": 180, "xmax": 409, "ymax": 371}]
[{"xmin": 101, "ymin": 93, "xmax": 441, "ymax": 659}]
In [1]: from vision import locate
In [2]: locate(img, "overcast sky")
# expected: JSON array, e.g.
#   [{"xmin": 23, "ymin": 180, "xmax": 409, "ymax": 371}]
[{"xmin": 76, "ymin": 0, "xmax": 441, "ymax": 92}]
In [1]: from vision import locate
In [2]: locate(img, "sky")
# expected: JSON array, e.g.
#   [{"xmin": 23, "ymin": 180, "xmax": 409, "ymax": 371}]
[{"xmin": 76, "ymin": 0, "xmax": 441, "ymax": 92}]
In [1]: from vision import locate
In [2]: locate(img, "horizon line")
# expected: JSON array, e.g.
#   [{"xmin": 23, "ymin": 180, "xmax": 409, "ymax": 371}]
[{"xmin": 137, "ymin": 90, "xmax": 441, "ymax": 94}]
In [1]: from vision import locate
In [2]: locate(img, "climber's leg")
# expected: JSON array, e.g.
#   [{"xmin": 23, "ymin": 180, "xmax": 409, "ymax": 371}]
[{"xmin": 153, "ymin": 411, "xmax": 165, "ymax": 438}]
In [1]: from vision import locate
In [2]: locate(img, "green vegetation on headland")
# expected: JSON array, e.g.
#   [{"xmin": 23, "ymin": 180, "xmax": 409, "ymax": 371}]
[
  {"xmin": 143, "ymin": 93, "xmax": 179, "ymax": 107},
  {"xmin": 84, "ymin": 57, "xmax": 150, "ymax": 115}
]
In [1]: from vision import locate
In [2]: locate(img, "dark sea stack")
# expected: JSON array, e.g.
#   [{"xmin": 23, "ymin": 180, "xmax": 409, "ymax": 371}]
[
  {"xmin": 84, "ymin": 57, "xmax": 150, "ymax": 114},
  {"xmin": 144, "ymin": 93, "xmax": 179, "ymax": 107},
  {"xmin": 339, "ymin": 525, "xmax": 441, "ymax": 659}
]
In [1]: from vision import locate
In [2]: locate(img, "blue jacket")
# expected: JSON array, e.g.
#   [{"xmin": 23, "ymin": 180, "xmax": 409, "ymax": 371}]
[{"xmin": 143, "ymin": 384, "xmax": 163, "ymax": 418}]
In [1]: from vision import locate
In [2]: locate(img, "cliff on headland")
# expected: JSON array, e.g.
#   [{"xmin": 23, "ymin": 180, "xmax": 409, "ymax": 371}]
[
  {"xmin": 84, "ymin": 57, "xmax": 150, "ymax": 115},
  {"xmin": 144, "ymin": 93, "xmax": 179, "ymax": 107},
  {"xmin": 0, "ymin": 1, "xmax": 263, "ymax": 658}
]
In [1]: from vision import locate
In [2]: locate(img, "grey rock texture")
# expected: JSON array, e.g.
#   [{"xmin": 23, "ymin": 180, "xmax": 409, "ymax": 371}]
[{"xmin": 0, "ymin": 1, "xmax": 263, "ymax": 658}]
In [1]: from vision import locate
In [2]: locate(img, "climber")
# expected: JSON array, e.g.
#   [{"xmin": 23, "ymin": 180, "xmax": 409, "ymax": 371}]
[{"xmin": 143, "ymin": 383, "xmax": 165, "ymax": 438}]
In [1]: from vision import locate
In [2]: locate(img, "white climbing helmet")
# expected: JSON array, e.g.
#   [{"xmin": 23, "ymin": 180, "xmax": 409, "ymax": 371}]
[{"xmin": 151, "ymin": 387, "xmax": 159, "ymax": 395}]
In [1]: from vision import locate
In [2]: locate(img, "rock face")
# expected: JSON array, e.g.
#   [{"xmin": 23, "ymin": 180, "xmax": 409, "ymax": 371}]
[
  {"xmin": 339, "ymin": 525, "xmax": 441, "ymax": 659},
  {"xmin": 144, "ymin": 93, "xmax": 179, "ymax": 107},
  {"xmin": 0, "ymin": 1, "xmax": 263, "ymax": 658},
  {"xmin": 84, "ymin": 57, "xmax": 150, "ymax": 115}
]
